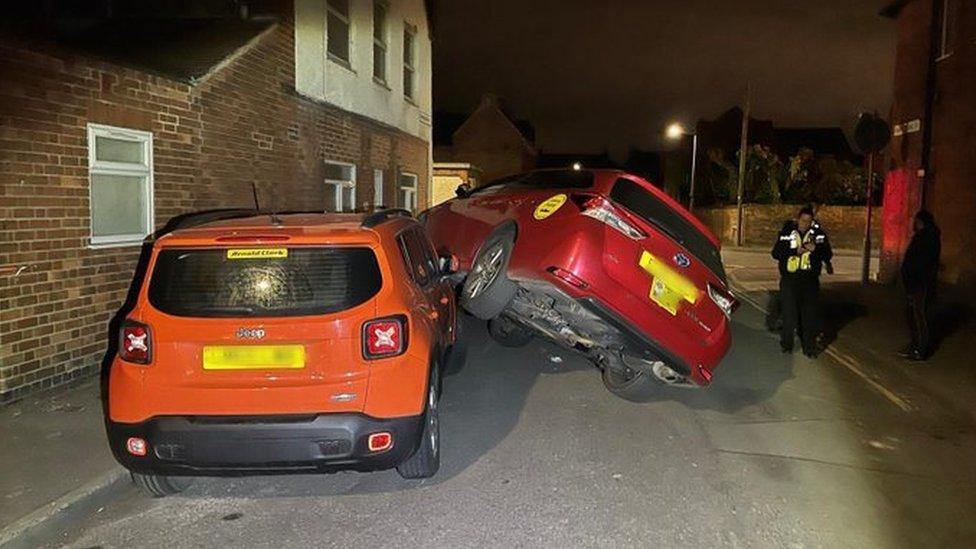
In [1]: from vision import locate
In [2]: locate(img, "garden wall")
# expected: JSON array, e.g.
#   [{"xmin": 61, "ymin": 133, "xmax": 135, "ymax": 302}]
[{"xmin": 695, "ymin": 205, "xmax": 882, "ymax": 251}]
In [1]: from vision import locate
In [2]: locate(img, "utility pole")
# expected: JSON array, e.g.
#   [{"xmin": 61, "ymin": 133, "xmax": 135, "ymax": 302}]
[
  {"xmin": 861, "ymin": 150, "xmax": 875, "ymax": 284},
  {"xmin": 688, "ymin": 133, "xmax": 699, "ymax": 212},
  {"xmin": 735, "ymin": 85, "xmax": 751, "ymax": 247}
]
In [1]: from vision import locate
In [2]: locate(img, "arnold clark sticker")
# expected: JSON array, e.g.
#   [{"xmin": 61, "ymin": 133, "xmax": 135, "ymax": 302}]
[{"xmin": 226, "ymin": 248, "xmax": 288, "ymax": 259}]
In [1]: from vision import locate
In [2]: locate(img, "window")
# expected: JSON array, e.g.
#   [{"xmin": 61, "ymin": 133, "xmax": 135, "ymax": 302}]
[
  {"xmin": 398, "ymin": 171, "xmax": 418, "ymax": 211},
  {"xmin": 609, "ymin": 178, "xmax": 726, "ymax": 282},
  {"xmin": 373, "ymin": 169, "xmax": 385, "ymax": 207},
  {"xmin": 373, "ymin": 2, "xmax": 388, "ymax": 83},
  {"xmin": 87, "ymin": 123, "xmax": 153, "ymax": 247},
  {"xmin": 403, "ymin": 23, "xmax": 417, "ymax": 100},
  {"xmin": 326, "ymin": 0, "xmax": 351, "ymax": 65},
  {"xmin": 148, "ymin": 247, "xmax": 382, "ymax": 318},
  {"xmin": 470, "ymin": 170, "xmax": 595, "ymax": 195},
  {"xmin": 397, "ymin": 228, "xmax": 436, "ymax": 286},
  {"xmin": 936, "ymin": 0, "xmax": 958, "ymax": 60},
  {"xmin": 325, "ymin": 160, "xmax": 357, "ymax": 212}
]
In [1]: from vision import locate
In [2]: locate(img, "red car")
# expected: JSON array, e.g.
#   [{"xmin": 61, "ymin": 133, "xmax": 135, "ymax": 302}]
[{"xmin": 422, "ymin": 169, "xmax": 736, "ymax": 400}]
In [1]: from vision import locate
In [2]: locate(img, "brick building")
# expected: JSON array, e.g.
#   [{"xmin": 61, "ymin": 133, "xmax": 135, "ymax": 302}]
[
  {"xmin": 0, "ymin": 0, "xmax": 433, "ymax": 403},
  {"xmin": 433, "ymin": 94, "xmax": 537, "ymax": 183},
  {"xmin": 881, "ymin": 0, "xmax": 976, "ymax": 287}
]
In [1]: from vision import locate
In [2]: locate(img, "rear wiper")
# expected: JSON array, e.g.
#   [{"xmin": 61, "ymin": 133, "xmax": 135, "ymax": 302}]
[{"xmin": 216, "ymin": 306, "xmax": 257, "ymax": 316}]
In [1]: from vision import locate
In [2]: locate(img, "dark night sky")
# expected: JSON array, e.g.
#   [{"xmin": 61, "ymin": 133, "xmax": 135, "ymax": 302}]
[{"xmin": 432, "ymin": 0, "xmax": 896, "ymax": 158}]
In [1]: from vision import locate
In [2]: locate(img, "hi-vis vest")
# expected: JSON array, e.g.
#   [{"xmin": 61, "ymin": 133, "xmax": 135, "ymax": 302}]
[{"xmin": 784, "ymin": 229, "xmax": 822, "ymax": 273}]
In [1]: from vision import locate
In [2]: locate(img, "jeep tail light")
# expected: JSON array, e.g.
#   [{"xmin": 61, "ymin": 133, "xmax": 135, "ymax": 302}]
[
  {"xmin": 367, "ymin": 432, "xmax": 393, "ymax": 452},
  {"xmin": 120, "ymin": 320, "xmax": 152, "ymax": 364},
  {"xmin": 126, "ymin": 437, "xmax": 148, "ymax": 456},
  {"xmin": 363, "ymin": 316, "xmax": 407, "ymax": 359},
  {"xmin": 576, "ymin": 195, "xmax": 646, "ymax": 240},
  {"xmin": 707, "ymin": 283, "xmax": 738, "ymax": 318}
]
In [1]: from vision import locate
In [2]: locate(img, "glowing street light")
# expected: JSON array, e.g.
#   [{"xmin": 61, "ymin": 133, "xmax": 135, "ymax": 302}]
[
  {"xmin": 666, "ymin": 121, "xmax": 698, "ymax": 212},
  {"xmin": 666, "ymin": 122, "xmax": 685, "ymax": 140},
  {"xmin": 572, "ymin": 162, "xmax": 582, "ymax": 171}
]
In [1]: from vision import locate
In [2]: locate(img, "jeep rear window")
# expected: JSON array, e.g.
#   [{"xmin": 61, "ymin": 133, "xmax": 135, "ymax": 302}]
[
  {"xmin": 609, "ymin": 178, "xmax": 727, "ymax": 283},
  {"xmin": 148, "ymin": 247, "xmax": 381, "ymax": 317}
]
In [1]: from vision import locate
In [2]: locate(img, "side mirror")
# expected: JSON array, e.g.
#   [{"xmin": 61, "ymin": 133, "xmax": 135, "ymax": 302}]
[
  {"xmin": 438, "ymin": 254, "xmax": 460, "ymax": 275},
  {"xmin": 455, "ymin": 184, "xmax": 471, "ymax": 198}
]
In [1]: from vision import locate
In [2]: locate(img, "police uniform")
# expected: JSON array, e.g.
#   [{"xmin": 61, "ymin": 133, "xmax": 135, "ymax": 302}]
[{"xmin": 771, "ymin": 220, "xmax": 833, "ymax": 354}]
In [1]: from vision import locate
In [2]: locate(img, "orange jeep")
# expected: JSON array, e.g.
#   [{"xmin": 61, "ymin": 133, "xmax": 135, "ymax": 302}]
[{"xmin": 106, "ymin": 210, "xmax": 459, "ymax": 495}]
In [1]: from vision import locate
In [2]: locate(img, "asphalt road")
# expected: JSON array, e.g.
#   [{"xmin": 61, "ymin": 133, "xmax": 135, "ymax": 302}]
[{"xmin": 45, "ymin": 302, "xmax": 976, "ymax": 548}]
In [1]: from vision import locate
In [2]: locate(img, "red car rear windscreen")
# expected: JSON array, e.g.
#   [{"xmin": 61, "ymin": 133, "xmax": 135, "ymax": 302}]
[{"xmin": 610, "ymin": 178, "xmax": 727, "ymax": 283}]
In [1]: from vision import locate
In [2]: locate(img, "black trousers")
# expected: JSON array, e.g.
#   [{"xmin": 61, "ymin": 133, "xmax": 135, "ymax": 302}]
[
  {"xmin": 780, "ymin": 275, "xmax": 820, "ymax": 351},
  {"xmin": 906, "ymin": 285, "xmax": 932, "ymax": 354}
]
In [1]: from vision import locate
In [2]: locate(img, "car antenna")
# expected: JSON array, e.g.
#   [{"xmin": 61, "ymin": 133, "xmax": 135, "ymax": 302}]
[{"xmin": 268, "ymin": 189, "xmax": 282, "ymax": 225}]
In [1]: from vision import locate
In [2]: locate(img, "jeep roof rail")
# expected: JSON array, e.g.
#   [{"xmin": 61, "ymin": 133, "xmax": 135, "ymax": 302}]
[
  {"xmin": 152, "ymin": 208, "xmax": 263, "ymax": 239},
  {"xmin": 361, "ymin": 208, "xmax": 413, "ymax": 228}
]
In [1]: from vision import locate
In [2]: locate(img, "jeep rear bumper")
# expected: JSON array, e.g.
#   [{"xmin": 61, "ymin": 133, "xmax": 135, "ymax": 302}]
[{"xmin": 107, "ymin": 413, "xmax": 423, "ymax": 476}]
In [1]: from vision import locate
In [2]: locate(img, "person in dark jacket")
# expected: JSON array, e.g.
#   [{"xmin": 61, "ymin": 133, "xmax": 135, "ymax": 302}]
[
  {"xmin": 900, "ymin": 210, "xmax": 941, "ymax": 361},
  {"xmin": 771, "ymin": 205, "xmax": 833, "ymax": 357}
]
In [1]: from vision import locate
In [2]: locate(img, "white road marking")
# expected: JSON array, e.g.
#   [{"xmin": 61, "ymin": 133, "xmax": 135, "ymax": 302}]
[{"xmin": 733, "ymin": 282, "xmax": 914, "ymax": 413}]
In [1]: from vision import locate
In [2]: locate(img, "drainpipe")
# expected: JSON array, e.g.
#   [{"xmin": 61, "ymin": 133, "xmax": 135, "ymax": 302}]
[{"xmin": 919, "ymin": 0, "xmax": 943, "ymax": 207}]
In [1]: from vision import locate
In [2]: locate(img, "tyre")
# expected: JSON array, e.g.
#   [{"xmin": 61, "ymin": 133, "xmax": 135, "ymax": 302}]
[
  {"xmin": 131, "ymin": 472, "xmax": 192, "ymax": 497},
  {"xmin": 487, "ymin": 315, "xmax": 534, "ymax": 348},
  {"xmin": 460, "ymin": 230, "xmax": 517, "ymax": 320},
  {"xmin": 397, "ymin": 362, "xmax": 441, "ymax": 479},
  {"xmin": 601, "ymin": 356, "xmax": 665, "ymax": 402}
]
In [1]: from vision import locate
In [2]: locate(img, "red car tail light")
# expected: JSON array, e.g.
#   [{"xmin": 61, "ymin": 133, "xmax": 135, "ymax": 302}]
[
  {"xmin": 707, "ymin": 283, "xmax": 739, "ymax": 318},
  {"xmin": 362, "ymin": 316, "xmax": 408, "ymax": 359},
  {"xmin": 574, "ymin": 194, "xmax": 646, "ymax": 240},
  {"xmin": 547, "ymin": 266, "xmax": 589, "ymax": 289},
  {"xmin": 119, "ymin": 320, "xmax": 152, "ymax": 364}
]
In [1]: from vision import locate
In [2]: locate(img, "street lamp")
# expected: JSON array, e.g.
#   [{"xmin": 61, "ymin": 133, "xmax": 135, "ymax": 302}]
[{"xmin": 666, "ymin": 122, "xmax": 698, "ymax": 212}]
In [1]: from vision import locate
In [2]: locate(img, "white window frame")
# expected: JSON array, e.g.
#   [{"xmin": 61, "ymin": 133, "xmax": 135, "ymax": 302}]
[
  {"xmin": 373, "ymin": 1, "xmax": 388, "ymax": 85},
  {"xmin": 325, "ymin": 160, "xmax": 357, "ymax": 212},
  {"xmin": 373, "ymin": 169, "xmax": 385, "ymax": 207},
  {"xmin": 87, "ymin": 123, "xmax": 154, "ymax": 248},
  {"xmin": 403, "ymin": 22, "xmax": 417, "ymax": 101},
  {"xmin": 399, "ymin": 171, "xmax": 418, "ymax": 211},
  {"xmin": 326, "ymin": 0, "xmax": 352, "ymax": 66}
]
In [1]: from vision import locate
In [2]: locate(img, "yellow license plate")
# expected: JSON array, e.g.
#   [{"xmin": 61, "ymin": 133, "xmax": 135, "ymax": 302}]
[
  {"xmin": 638, "ymin": 251, "xmax": 700, "ymax": 316},
  {"xmin": 649, "ymin": 277, "xmax": 684, "ymax": 316},
  {"xmin": 202, "ymin": 345, "xmax": 305, "ymax": 370}
]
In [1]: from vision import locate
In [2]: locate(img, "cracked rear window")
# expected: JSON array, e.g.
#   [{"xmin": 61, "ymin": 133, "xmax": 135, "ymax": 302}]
[{"xmin": 148, "ymin": 247, "xmax": 381, "ymax": 317}]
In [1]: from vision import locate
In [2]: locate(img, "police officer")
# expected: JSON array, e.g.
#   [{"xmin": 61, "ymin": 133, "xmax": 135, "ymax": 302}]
[{"xmin": 772, "ymin": 205, "xmax": 833, "ymax": 357}]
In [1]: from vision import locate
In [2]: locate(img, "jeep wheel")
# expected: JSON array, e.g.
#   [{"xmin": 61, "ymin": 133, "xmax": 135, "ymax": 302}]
[
  {"xmin": 487, "ymin": 315, "xmax": 534, "ymax": 348},
  {"xmin": 460, "ymin": 230, "xmax": 517, "ymax": 320},
  {"xmin": 397, "ymin": 363, "xmax": 441, "ymax": 479},
  {"xmin": 132, "ymin": 472, "xmax": 192, "ymax": 497}
]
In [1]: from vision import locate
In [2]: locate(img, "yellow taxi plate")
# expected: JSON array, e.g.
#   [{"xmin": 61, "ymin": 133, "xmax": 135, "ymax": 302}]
[
  {"xmin": 227, "ymin": 248, "xmax": 288, "ymax": 259},
  {"xmin": 202, "ymin": 345, "xmax": 305, "ymax": 370},
  {"xmin": 638, "ymin": 251, "xmax": 700, "ymax": 316}
]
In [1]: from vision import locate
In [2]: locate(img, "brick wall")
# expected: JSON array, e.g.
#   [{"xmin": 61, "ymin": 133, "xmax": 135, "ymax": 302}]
[
  {"xmin": 0, "ymin": 13, "xmax": 429, "ymax": 403},
  {"xmin": 695, "ymin": 205, "xmax": 883, "ymax": 251}
]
